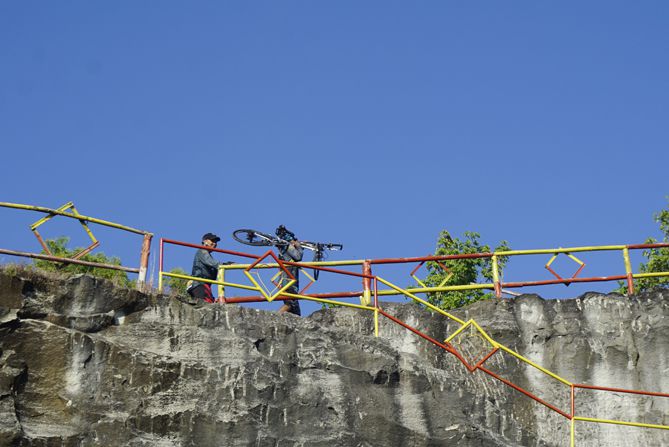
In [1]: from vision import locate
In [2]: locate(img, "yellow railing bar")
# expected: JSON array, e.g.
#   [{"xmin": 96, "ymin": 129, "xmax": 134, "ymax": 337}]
[
  {"xmin": 221, "ymin": 260, "xmax": 366, "ymax": 269},
  {"xmin": 300, "ymin": 268, "xmax": 316, "ymax": 283},
  {"xmin": 574, "ymin": 416, "xmax": 669, "ymax": 431},
  {"xmin": 498, "ymin": 245, "xmax": 625, "ymax": 256},
  {"xmin": 444, "ymin": 320, "xmax": 471, "ymax": 343},
  {"xmin": 470, "ymin": 319, "xmax": 499, "ymax": 348},
  {"xmin": 546, "ymin": 253, "xmax": 559, "ymax": 265},
  {"xmin": 282, "ymin": 291, "xmax": 376, "ymax": 312},
  {"xmin": 492, "ymin": 254, "xmax": 500, "ymax": 282},
  {"xmin": 161, "ymin": 271, "xmax": 260, "ymax": 292},
  {"xmin": 379, "ymin": 283, "xmax": 495, "ymax": 295},
  {"xmin": 243, "ymin": 265, "xmax": 295, "ymax": 302},
  {"xmin": 570, "ymin": 417, "xmax": 575, "ymax": 447},
  {"xmin": 376, "ymin": 277, "xmax": 466, "ymax": 325},
  {"xmin": 30, "ymin": 202, "xmax": 74, "ymax": 229},
  {"xmin": 497, "ymin": 344, "xmax": 572, "ymax": 386},
  {"xmin": 218, "ymin": 267, "xmax": 225, "ymax": 298},
  {"xmin": 0, "ymin": 202, "xmax": 151, "ymax": 235},
  {"xmin": 633, "ymin": 271, "xmax": 669, "ymax": 279}
]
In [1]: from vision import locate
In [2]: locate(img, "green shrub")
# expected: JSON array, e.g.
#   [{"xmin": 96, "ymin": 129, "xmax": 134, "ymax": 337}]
[
  {"xmin": 424, "ymin": 231, "xmax": 510, "ymax": 310},
  {"xmin": 33, "ymin": 236, "xmax": 131, "ymax": 287}
]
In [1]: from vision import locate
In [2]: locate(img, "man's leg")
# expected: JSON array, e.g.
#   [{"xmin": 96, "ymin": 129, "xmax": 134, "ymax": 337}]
[
  {"xmin": 188, "ymin": 284, "xmax": 214, "ymax": 304},
  {"xmin": 278, "ymin": 283, "xmax": 301, "ymax": 315}
]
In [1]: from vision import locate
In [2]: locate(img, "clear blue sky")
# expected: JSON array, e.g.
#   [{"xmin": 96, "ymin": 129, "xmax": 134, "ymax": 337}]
[{"xmin": 1, "ymin": 2, "xmax": 668, "ymax": 315}]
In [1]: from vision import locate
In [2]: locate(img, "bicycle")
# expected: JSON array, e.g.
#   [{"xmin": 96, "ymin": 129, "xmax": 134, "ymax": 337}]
[{"xmin": 232, "ymin": 228, "xmax": 343, "ymax": 280}]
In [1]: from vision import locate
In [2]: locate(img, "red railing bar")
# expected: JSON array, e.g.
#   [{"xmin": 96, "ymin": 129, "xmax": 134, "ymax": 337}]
[
  {"xmin": 571, "ymin": 385, "xmax": 575, "ymax": 421},
  {"xmin": 280, "ymin": 261, "xmax": 373, "ymax": 279},
  {"xmin": 573, "ymin": 383, "xmax": 669, "ymax": 398},
  {"xmin": 159, "ymin": 238, "xmax": 164, "ymax": 279},
  {"xmin": 478, "ymin": 365, "xmax": 571, "ymax": 419},
  {"xmin": 377, "ymin": 308, "xmax": 471, "ymax": 367},
  {"xmin": 0, "ymin": 248, "xmax": 139, "ymax": 273},
  {"xmin": 473, "ymin": 347, "xmax": 499, "ymax": 371},
  {"xmin": 368, "ymin": 242, "xmax": 669, "ymax": 266},
  {"xmin": 224, "ymin": 291, "xmax": 363, "ymax": 303},
  {"xmin": 161, "ymin": 238, "xmax": 260, "ymax": 260},
  {"xmin": 503, "ymin": 275, "xmax": 627, "ymax": 288},
  {"xmin": 371, "ymin": 252, "xmax": 494, "ymax": 265},
  {"xmin": 626, "ymin": 243, "xmax": 669, "ymax": 250}
]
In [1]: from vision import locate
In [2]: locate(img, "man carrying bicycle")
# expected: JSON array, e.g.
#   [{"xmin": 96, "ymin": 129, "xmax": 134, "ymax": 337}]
[
  {"xmin": 276, "ymin": 225, "xmax": 303, "ymax": 316},
  {"xmin": 187, "ymin": 233, "xmax": 231, "ymax": 304}
]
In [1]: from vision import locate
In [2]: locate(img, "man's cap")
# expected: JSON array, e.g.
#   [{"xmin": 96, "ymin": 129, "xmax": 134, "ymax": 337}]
[{"xmin": 202, "ymin": 233, "xmax": 221, "ymax": 243}]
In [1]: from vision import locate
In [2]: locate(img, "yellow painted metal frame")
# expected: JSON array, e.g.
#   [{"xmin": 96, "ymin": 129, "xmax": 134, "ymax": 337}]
[
  {"xmin": 545, "ymin": 252, "xmax": 585, "ymax": 268},
  {"xmin": 1, "ymin": 201, "xmax": 151, "ymax": 235},
  {"xmin": 31, "ymin": 202, "xmax": 99, "ymax": 259},
  {"xmin": 573, "ymin": 416, "xmax": 669, "ymax": 431},
  {"xmin": 243, "ymin": 251, "xmax": 296, "ymax": 302},
  {"xmin": 161, "ymin": 270, "xmax": 260, "ymax": 292},
  {"xmin": 182, "ymin": 253, "xmax": 669, "ymax": 445},
  {"xmin": 412, "ymin": 266, "xmax": 453, "ymax": 288}
]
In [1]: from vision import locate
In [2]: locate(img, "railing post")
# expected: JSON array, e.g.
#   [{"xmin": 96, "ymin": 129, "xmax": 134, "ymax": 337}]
[
  {"xmin": 137, "ymin": 233, "xmax": 153, "ymax": 291},
  {"xmin": 570, "ymin": 385, "xmax": 576, "ymax": 447},
  {"xmin": 158, "ymin": 238, "xmax": 164, "ymax": 293},
  {"xmin": 373, "ymin": 277, "xmax": 379, "ymax": 337},
  {"xmin": 361, "ymin": 260, "xmax": 372, "ymax": 306},
  {"xmin": 623, "ymin": 247, "xmax": 634, "ymax": 295},
  {"xmin": 492, "ymin": 255, "xmax": 502, "ymax": 298},
  {"xmin": 217, "ymin": 265, "xmax": 227, "ymax": 304}
]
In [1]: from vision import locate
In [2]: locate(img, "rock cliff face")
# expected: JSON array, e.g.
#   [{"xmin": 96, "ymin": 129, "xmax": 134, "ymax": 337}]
[{"xmin": 0, "ymin": 269, "xmax": 668, "ymax": 446}]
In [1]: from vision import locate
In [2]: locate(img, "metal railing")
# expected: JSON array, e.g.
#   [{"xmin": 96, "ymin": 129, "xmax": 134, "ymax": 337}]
[
  {"xmin": 2, "ymin": 205, "xmax": 668, "ymax": 445},
  {"xmin": 0, "ymin": 202, "xmax": 153, "ymax": 289},
  {"xmin": 157, "ymin": 239, "xmax": 669, "ymax": 445}
]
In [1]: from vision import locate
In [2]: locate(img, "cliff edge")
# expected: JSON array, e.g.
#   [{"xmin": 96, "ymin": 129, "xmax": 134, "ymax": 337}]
[{"xmin": 1, "ymin": 268, "xmax": 667, "ymax": 446}]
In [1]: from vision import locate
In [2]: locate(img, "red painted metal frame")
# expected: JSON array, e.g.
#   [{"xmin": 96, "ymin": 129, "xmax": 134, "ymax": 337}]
[
  {"xmin": 479, "ymin": 365, "xmax": 572, "ymax": 419},
  {"xmin": 371, "ymin": 253, "xmax": 495, "ymax": 265},
  {"xmin": 245, "ymin": 250, "xmax": 294, "ymax": 280},
  {"xmin": 626, "ymin": 243, "xmax": 669, "ymax": 250},
  {"xmin": 573, "ymin": 383, "xmax": 669, "ymax": 398},
  {"xmin": 545, "ymin": 254, "xmax": 586, "ymax": 285},
  {"xmin": 409, "ymin": 257, "xmax": 450, "ymax": 280},
  {"xmin": 503, "ymin": 274, "xmax": 627, "ymax": 288},
  {"xmin": 377, "ymin": 306, "xmax": 572, "ymax": 419},
  {"xmin": 161, "ymin": 238, "xmax": 261, "ymax": 261},
  {"xmin": 157, "ymin": 237, "xmax": 669, "ymax": 431},
  {"xmin": 571, "ymin": 383, "xmax": 669, "ymax": 429},
  {"xmin": 377, "ymin": 307, "xmax": 468, "ymax": 364},
  {"xmin": 0, "ymin": 247, "xmax": 139, "ymax": 273},
  {"xmin": 224, "ymin": 291, "xmax": 362, "ymax": 304},
  {"xmin": 160, "ymin": 240, "xmax": 669, "ymax": 303}
]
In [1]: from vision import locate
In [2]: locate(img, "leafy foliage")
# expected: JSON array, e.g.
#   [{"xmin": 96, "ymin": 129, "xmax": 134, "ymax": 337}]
[
  {"xmin": 165, "ymin": 267, "xmax": 189, "ymax": 295},
  {"xmin": 424, "ymin": 231, "xmax": 510, "ymax": 310},
  {"xmin": 34, "ymin": 236, "xmax": 131, "ymax": 286},
  {"xmin": 616, "ymin": 200, "xmax": 669, "ymax": 293}
]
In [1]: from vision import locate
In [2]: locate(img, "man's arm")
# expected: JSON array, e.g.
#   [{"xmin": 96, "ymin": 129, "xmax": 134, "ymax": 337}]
[
  {"xmin": 286, "ymin": 241, "xmax": 303, "ymax": 262},
  {"xmin": 197, "ymin": 249, "xmax": 220, "ymax": 268}
]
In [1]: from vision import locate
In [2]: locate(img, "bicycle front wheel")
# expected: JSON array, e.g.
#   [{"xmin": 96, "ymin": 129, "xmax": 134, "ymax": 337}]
[{"xmin": 232, "ymin": 229, "xmax": 276, "ymax": 246}]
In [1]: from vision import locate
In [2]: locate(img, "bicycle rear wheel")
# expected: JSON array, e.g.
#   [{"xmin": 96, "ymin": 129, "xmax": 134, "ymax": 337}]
[{"xmin": 232, "ymin": 229, "xmax": 276, "ymax": 246}]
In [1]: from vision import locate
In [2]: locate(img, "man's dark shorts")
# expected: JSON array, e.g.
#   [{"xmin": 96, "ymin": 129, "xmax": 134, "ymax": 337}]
[
  {"xmin": 284, "ymin": 299, "xmax": 301, "ymax": 316},
  {"xmin": 188, "ymin": 284, "xmax": 214, "ymax": 303}
]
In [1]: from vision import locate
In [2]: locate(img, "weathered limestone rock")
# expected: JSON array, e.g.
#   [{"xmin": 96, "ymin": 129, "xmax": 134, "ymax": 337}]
[{"xmin": 0, "ymin": 269, "xmax": 667, "ymax": 446}]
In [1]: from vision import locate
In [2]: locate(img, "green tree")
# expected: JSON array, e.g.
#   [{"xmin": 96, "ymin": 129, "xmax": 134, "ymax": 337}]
[
  {"xmin": 616, "ymin": 200, "xmax": 669, "ymax": 293},
  {"xmin": 165, "ymin": 267, "xmax": 189, "ymax": 295},
  {"xmin": 34, "ymin": 236, "xmax": 130, "ymax": 286},
  {"xmin": 424, "ymin": 231, "xmax": 510, "ymax": 310}
]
